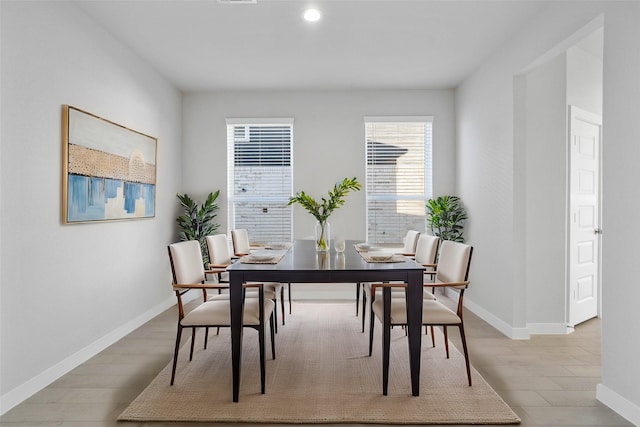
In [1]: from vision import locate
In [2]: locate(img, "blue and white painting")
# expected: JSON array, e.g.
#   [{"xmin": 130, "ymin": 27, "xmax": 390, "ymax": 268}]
[{"xmin": 63, "ymin": 106, "xmax": 157, "ymax": 223}]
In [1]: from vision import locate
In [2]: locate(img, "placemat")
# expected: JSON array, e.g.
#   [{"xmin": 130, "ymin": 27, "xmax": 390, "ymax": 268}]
[
  {"xmin": 358, "ymin": 251, "xmax": 407, "ymax": 263},
  {"xmin": 239, "ymin": 250, "xmax": 287, "ymax": 264}
]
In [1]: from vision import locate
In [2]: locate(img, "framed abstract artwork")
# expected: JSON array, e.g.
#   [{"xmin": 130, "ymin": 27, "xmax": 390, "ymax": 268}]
[{"xmin": 62, "ymin": 105, "xmax": 157, "ymax": 223}]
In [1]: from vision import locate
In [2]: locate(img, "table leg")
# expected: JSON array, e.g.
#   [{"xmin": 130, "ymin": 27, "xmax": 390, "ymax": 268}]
[
  {"xmin": 382, "ymin": 286, "xmax": 392, "ymax": 395},
  {"xmin": 406, "ymin": 270, "xmax": 423, "ymax": 396},
  {"xmin": 230, "ymin": 273, "xmax": 244, "ymax": 402}
]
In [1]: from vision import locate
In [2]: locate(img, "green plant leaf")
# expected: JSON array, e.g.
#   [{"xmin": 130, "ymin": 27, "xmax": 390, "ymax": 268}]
[
  {"xmin": 425, "ymin": 195, "xmax": 467, "ymax": 243},
  {"xmin": 176, "ymin": 191, "xmax": 221, "ymax": 266},
  {"xmin": 289, "ymin": 177, "xmax": 361, "ymax": 223}
]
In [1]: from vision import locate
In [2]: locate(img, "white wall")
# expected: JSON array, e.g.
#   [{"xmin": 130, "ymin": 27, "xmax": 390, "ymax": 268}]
[
  {"xmin": 457, "ymin": 1, "xmax": 640, "ymax": 423},
  {"xmin": 567, "ymin": 44, "xmax": 603, "ymax": 116},
  {"xmin": 523, "ymin": 53, "xmax": 569, "ymax": 327},
  {"xmin": 182, "ymin": 90, "xmax": 456, "ymax": 240},
  {"xmin": 598, "ymin": 2, "xmax": 640, "ymax": 421},
  {"xmin": 0, "ymin": 1, "xmax": 183, "ymax": 412},
  {"xmin": 182, "ymin": 90, "xmax": 455, "ymax": 299}
]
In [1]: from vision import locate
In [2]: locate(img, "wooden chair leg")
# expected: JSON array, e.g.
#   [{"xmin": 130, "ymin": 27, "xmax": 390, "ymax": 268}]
[
  {"xmin": 258, "ymin": 325, "xmax": 266, "ymax": 394},
  {"xmin": 270, "ymin": 314, "xmax": 276, "ymax": 359},
  {"xmin": 361, "ymin": 291, "xmax": 367, "ymax": 333},
  {"xmin": 273, "ymin": 298, "xmax": 279, "ymax": 334},
  {"xmin": 189, "ymin": 328, "xmax": 196, "ymax": 361},
  {"xmin": 368, "ymin": 296, "xmax": 376, "ymax": 357},
  {"xmin": 430, "ymin": 326, "xmax": 435, "ymax": 347},
  {"xmin": 170, "ymin": 325, "xmax": 183, "ymax": 385},
  {"xmin": 356, "ymin": 283, "xmax": 361, "ymax": 315},
  {"xmin": 443, "ymin": 326, "xmax": 450, "ymax": 359},
  {"xmin": 459, "ymin": 323, "xmax": 472, "ymax": 386},
  {"xmin": 281, "ymin": 287, "xmax": 286, "ymax": 325},
  {"xmin": 204, "ymin": 327, "xmax": 209, "ymax": 350},
  {"xmin": 288, "ymin": 283, "xmax": 292, "ymax": 314}
]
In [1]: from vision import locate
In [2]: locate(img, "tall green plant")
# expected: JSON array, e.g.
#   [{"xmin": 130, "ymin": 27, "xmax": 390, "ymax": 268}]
[
  {"xmin": 288, "ymin": 177, "xmax": 362, "ymax": 223},
  {"xmin": 176, "ymin": 191, "xmax": 220, "ymax": 265},
  {"xmin": 425, "ymin": 195, "xmax": 467, "ymax": 242},
  {"xmin": 288, "ymin": 177, "xmax": 362, "ymax": 250}
]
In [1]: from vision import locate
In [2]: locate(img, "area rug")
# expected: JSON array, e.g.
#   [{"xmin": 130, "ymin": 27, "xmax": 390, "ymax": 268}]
[{"xmin": 119, "ymin": 302, "xmax": 520, "ymax": 424}]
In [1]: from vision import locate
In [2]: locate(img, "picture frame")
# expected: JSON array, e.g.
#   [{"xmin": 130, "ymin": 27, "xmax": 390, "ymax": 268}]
[{"xmin": 62, "ymin": 105, "xmax": 157, "ymax": 223}]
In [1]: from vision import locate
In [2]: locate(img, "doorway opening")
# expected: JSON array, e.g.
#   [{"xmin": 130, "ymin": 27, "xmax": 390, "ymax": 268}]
[{"xmin": 514, "ymin": 20, "xmax": 603, "ymax": 334}]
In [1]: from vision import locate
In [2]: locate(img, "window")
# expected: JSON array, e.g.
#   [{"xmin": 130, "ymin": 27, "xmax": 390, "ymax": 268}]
[
  {"xmin": 365, "ymin": 116, "xmax": 433, "ymax": 243},
  {"xmin": 226, "ymin": 118, "xmax": 293, "ymax": 243}
]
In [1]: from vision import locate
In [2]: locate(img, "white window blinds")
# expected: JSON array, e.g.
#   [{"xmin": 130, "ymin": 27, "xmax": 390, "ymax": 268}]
[
  {"xmin": 226, "ymin": 118, "xmax": 293, "ymax": 243},
  {"xmin": 365, "ymin": 117, "xmax": 433, "ymax": 244}
]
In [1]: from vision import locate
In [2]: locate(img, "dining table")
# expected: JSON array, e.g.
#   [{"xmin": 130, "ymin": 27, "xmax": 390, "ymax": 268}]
[{"xmin": 227, "ymin": 239, "xmax": 425, "ymax": 402}]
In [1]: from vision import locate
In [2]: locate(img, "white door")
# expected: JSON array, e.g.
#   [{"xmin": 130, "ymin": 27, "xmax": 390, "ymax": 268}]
[{"xmin": 568, "ymin": 106, "xmax": 602, "ymax": 327}]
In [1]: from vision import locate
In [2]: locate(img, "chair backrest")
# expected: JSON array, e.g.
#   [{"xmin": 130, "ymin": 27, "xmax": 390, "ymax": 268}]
[
  {"xmin": 168, "ymin": 240, "xmax": 206, "ymax": 286},
  {"xmin": 402, "ymin": 230, "xmax": 421, "ymax": 254},
  {"xmin": 435, "ymin": 240, "xmax": 473, "ymax": 288},
  {"xmin": 414, "ymin": 234, "xmax": 439, "ymax": 265},
  {"xmin": 231, "ymin": 229, "xmax": 251, "ymax": 256},
  {"xmin": 206, "ymin": 234, "xmax": 232, "ymax": 265}
]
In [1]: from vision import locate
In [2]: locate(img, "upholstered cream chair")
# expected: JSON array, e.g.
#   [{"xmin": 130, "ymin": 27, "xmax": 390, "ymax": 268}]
[
  {"xmin": 415, "ymin": 234, "xmax": 440, "ymax": 298},
  {"xmin": 228, "ymin": 230, "xmax": 286, "ymax": 328},
  {"xmin": 167, "ymin": 240, "xmax": 275, "ymax": 392},
  {"xmin": 369, "ymin": 240, "xmax": 474, "ymax": 388},
  {"xmin": 414, "ymin": 235, "xmax": 440, "ymax": 346},
  {"xmin": 356, "ymin": 230, "xmax": 421, "ymax": 317},
  {"xmin": 230, "ymin": 228, "xmax": 251, "ymax": 256},
  {"xmin": 360, "ymin": 233, "xmax": 438, "ymax": 335},
  {"xmin": 206, "ymin": 233, "xmax": 234, "ymax": 284},
  {"xmin": 398, "ymin": 229, "xmax": 421, "ymax": 256}
]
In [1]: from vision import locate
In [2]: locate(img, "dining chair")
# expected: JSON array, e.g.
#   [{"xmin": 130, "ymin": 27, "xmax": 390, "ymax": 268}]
[
  {"xmin": 356, "ymin": 230, "xmax": 421, "ymax": 316},
  {"xmin": 414, "ymin": 234, "xmax": 440, "ymax": 345},
  {"xmin": 206, "ymin": 233, "xmax": 285, "ymax": 330},
  {"xmin": 414, "ymin": 234, "xmax": 440, "ymax": 298},
  {"xmin": 230, "ymin": 228, "xmax": 251, "ymax": 256},
  {"xmin": 361, "ymin": 234, "xmax": 440, "ymax": 336},
  {"xmin": 369, "ymin": 240, "xmax": 474, "ymax": 389},
  {"xmin": 168, "ymin": 240, "xmax": 275, "ymax": 392},
  {"xmin": 229, "ymin": 230, "xmax": 286, "ymax": 327},
  {"xmin": 206, "ymin": 233, "xmax": 234, "ymax": 284},
  {"xmin": 398, "ymin": 229, "xmax": 421, "ymax": 256}
]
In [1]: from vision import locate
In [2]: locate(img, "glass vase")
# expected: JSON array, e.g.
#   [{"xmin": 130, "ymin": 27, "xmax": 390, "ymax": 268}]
[{"xmin": 315, "ymin": 220, "xmax": 330, "ymax": 252}]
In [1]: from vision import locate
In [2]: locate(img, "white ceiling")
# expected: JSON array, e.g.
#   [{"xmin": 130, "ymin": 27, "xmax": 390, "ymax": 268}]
[{"xmin": 72, "ymin": 0, "xmax": 550, "ymax": 92}]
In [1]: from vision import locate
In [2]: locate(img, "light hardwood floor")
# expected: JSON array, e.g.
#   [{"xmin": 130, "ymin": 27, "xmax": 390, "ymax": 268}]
[{"xmin": 0, "ymin": 293, "xmax": 633, "ymax": 427}]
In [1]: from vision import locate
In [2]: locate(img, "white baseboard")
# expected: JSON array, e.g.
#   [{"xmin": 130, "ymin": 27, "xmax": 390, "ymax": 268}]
[
  {"xmin": 0, "ymin": 295, "xmax": 177, "ymax": 416},
  {"xmin": 456, "ymin": 293, "xmax": 530, "ymax": 339},
  {"xmin": 528, "ymin": 322, "xmax": 574, "ymax": 335},
  {"xmin": 460, "ymin": 292, "xmax": 574, "ymax": 339},
  {"xmin": 597, "ymin": 383, "xmax": 640, "ymax": 426}
]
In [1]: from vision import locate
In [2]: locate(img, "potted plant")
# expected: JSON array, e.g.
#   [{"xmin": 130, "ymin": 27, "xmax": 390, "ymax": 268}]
[
  {"xmin": 288, "ymin": 177, "xmax": 361, "ymax": 251},
  {"xmin": 176, "ymin": 191, "xmax": 220, "ymax": 265},
  {"xmin": 425, "ymin": 195, "xmax": 467, "ymax": 242}
]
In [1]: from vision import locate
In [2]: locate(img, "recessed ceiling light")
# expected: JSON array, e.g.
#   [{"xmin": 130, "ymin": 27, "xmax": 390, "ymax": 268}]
[{"xmin": 303, "ymin": 8, "xmax": 321, "ymax": 22}]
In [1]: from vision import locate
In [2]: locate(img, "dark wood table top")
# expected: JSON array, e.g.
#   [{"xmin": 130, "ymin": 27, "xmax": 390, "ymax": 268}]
[{"xmin": 227, "ymin": 239, "xmax": 424, "ymax": 282}]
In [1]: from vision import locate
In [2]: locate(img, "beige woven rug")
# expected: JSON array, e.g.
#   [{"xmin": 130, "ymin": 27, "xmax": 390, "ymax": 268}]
[{"xmin": 119, "ymin": 302, "xmax": 520, "ymax": 424}]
